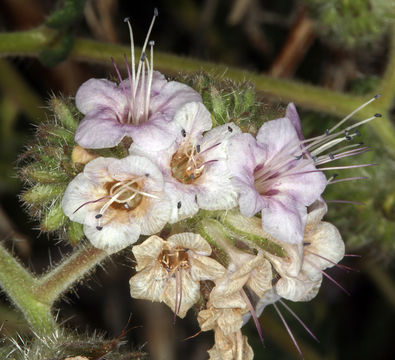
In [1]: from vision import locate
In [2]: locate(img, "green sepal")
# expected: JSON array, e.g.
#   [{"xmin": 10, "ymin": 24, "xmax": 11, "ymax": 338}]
[
  {"xmin": 50, "ymin": 97, "xmax": 79, "ymax": 131},
  {"xmin": 67, "ymin": 221, "xmax": 84, "ymax": 246},
  {"xmin": 41, "ymin": 203, "xmax": 66, "ymax": 231},
  {"xmin": 22, "ymin": 184, "xmax": 67, "ymax": 204},
  {"xmin": 198, "ymin": 219, "xmax": 230, "ymax": 268},
  {"xmin": 21, "ymin": 164, "xmax": 69, "ymax": 184},
  {"xmin": 39, "ymin": 123, "xmax": 75, "ymax": 144},
  {"xmin": 223, "ymin": 211, "xmax": 286, "ymax": 257}
]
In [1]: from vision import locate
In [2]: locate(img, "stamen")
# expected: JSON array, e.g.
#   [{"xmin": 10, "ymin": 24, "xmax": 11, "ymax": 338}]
[
  {"xmin": 124, "ymin": 17, "xmax": 136, "ymax": 90},
  {"xmin": 241, "ymin": 290, "xmax": 264, "ymax": 346},
  {"xmin": 305, "ymin": 259, "xmax": 350, "ymax": 296},
  {"xmin": 278, "ymin": 300, "xmax": 319, "ymax": 342},
  {"xmin": 326, "ymin": 200, "xmax": 365, "ymax": 206},
  {"xmin": 328, "ymin": 176, "xmax": 368, "ymax": 185},
  {"xmin": 305, "ymin": 249, "xmax": 357, "ymax": 272},
  {"xmin": 327, "ymin": 95, "xmax": 381, "ymax": 134},
  {"xmin": 177, "ymin": 201, "xmax": 182, "ymax": 209},
  {"xmin": 134, "ymin": 9, "xmax": 158, "ymax": 98},
  {"xmin": 111, "ymin": 57, "xmax": 126, "ymax": 94},
  {"xmin": 181, "ymin": 129, "xmax": 186, "ymax": 137},
  {"xmin": 273, "ymin": 303, "xmax": 304, "ymax": 359},
  {"xmin": 73, "ymin": 196, "xmax": 111, "ymax": 214}
]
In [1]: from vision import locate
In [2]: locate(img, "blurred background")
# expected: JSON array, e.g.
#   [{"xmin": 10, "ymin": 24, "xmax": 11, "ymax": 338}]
[{"xmin": 0, "ymin": 0, "xmax": 394, "ymax": 359}]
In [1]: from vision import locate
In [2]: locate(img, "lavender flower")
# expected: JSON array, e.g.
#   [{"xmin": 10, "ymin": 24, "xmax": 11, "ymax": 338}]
[{"xmin": 74, "ymin": 11, "xmax": 201, "ymax": 150}]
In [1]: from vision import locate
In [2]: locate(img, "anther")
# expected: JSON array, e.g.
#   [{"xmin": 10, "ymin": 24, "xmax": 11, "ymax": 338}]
[
  {"xmin": 124, "ymin": 17, "xmax": 130, "ymax": 22},
  {"xmin": 374, "ymin": 113, "xmax": 382, "ymax": 117},
  {"xmin": 181, "ymin": 129, "xmax": 186, "ymax": 137},
  {"xmin": 95, "ymin": 214, "xmax": 102, "ymax": 219},
  {"xmin": 96, "ymin": 226, "xmax": 103, "ymax": 231},
  {"xmin": 228, "ymin": 126, "xmax": 233, "ymax": 132},
  {"xmin": 333, "ymin": 173, "xmax": 339, "ymax": 179},
  {"xmin": 303, "ymin": 242, "xmax": 311, "ymax": 246},
  {"xmin": 346, "ymin": 135, "xmax": 352, "ymax": 141},
  {"xmin": 196, "ymin": 144, "xmax": 201, "ymax": 153},
  {"xmin": 295, "ymin": 155, "xmax": 302, "ymax": 160},
  {"xmin": 325, "ymin": 129, "xmax": 330, "ymax": 136},
  {"xmin": 149, "ymin": 40, "xmax": 155, "ymax": 46},
  {"xmin": 154, "ymin": 8, "xmax": 159, "ymax": 17},
  {"xmin": 141, "ymin": 53, "xmax": 146, "ymax": 62},
  {"xmin": 355, "ymin": 129, "xmax": 361, "ymax": 137},
  {"xmin": 312, "ymin": 156, "xmax": 318, "ymax": 162},
  {"xmin": 374, "ymin": 94, "xmax": 381, "ymax": 99},
  {"xmin": 177, "ymin": 201, "xmax": 182, "ymax": 209},
  {"xmin": 190, "ymin": 174, "xmax": 195, "ymax": 180},
  {"xmin": 145, "ymin": 173, "xmax": 150, "ymax": 177},
  {"xmin": 329, "ymin": 153, "xmax": 334, "ymax": 160}
]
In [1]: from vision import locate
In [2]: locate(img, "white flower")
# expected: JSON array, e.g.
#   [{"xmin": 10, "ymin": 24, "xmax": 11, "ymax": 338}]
[
  {"xmin": 129, "ymin": 233, "xmax": 225, "ymax": 318},
  {"xmin": 129, "ymin": 101, "xmax": 240, "ymax": 223},
  {"xmin": 62, "ymin": 155, "xmax": 170, "ymax": 253},
  {"xmin": 272, "ymin": 199, "xmax": 345, "ymax": 301}
]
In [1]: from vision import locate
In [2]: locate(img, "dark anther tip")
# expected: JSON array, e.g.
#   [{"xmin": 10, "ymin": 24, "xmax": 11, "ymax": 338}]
[
  {"xmin": 374, "ymin": 94, "xmax": 381, "ymax": 99},
  {"xmin": 154, "ymin": 8, "xmax": 159, "ymax": 16},
  {"xmin": 124, "ymin": 17, "xmax": 130, "ymax": 22},
  {"xmin": 96, "ymin": 226, "xmax": 103, "ymax": 231},
  {"xmin": 177, "ymin": 201, "xmax": 182, "ymax": 209},
  {"xmin": 95, "ymin": 214, "xmax": 102, "ymax": 219},
  {"xmin": 228, "ymin": 126, "xmax": 233, "ymax": 132},
  {"xmin": 374, "ymin": 113, "xmax": 382, "ymax": 117}
]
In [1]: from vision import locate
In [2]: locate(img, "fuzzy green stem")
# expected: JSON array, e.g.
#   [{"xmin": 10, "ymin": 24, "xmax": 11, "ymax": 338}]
[
  {"xmin": 0, "ymin": 27, "xmax": 394, "ymax": 153},
  {"xmin": 0, "ymin": 242, "xmax": 56, "ymax": 333},
  {"xmin": 36, "ymin": 243, "xmax": 108, "ymax": 305}
]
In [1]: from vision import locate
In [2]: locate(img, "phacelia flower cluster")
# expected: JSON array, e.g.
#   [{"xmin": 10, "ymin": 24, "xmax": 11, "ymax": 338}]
[{"xmin": 58, "ymin": 10, "xmax": 379, "ymax": 359}]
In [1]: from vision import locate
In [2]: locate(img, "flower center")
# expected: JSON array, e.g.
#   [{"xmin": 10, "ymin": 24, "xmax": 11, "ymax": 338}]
[
  {"xmin": 159, "ymin": 248, "xmax": 190, "ymax": 273},
  {"xmin": 170, "ymin": 145, "xmax": 204, "ymax": 184},
  {"xmin": 104, "ymin": 180, "xmax": 144, "ymax": 211}
]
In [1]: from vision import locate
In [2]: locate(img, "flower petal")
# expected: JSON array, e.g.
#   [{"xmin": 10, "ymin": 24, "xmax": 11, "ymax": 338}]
[
  {"xmin": 260, "ymin": 194, "xmax": 307, "ymax": 244},
  {"xmin": 129, "ymin": 263, "xmax": 168, "ymax": 302},
  {"xmin": 256, "ymin": 117, "xmax": 300, "ymax": 162},
  {"xmin": 75, "ymin": 78, "xmax": 127, "ymax": 115},
  {"xmin": 168, "ymin": 232, "xmax": 212, "ymax": 255},
  {"xmin": 126, "ymin": 113, "xmax": 179, "ymax": 151},
  {"xmin": 162, "ymin": 271, "xmax": 200, "ymax": 318},
  {"xmin": 286, "ymin": 102, "xmax": 304, "ymax": 140},
  {"xmin": 149, "ymin": 81, "xmax": 202, "ymax": 119},
  {"xmin": 164, "ymin": 182, "xmax": 199, "ymax": 224},
  {"xmin": 83, "ymin": 221, "xmax": 140, "ymax": 253},
  {"xmin": 75, "ymin": 109, "xmax": 127, "ymax": 149},
  {"xmin": 132, "ymin": 235, "xmax": 166, "ymax": 270},
  {"xmin": 173, "ymin": 102, "xmax": 212, "ymax": 140}
]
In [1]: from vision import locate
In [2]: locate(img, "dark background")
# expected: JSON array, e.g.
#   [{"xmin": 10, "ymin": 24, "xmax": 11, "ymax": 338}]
[{"xmin": 0, "ymin": 1, "xmax": 394, "ymax": 359}]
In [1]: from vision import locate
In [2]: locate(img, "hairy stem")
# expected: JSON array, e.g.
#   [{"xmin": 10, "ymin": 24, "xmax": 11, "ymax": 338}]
[
  {"xmin": 0, "ymin": 241, "xmax": 109, "ymax": 333},
  {"xmin": 36, "ymin": 243, "xmax": 107, "ymax": 305},
  {"xmin": 0, "ymin": 27, "xmax": 394, "ymax": 154},
  {"xmin": 0, "ymin": 242, "xmax": 55, "ymax": 333}
]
